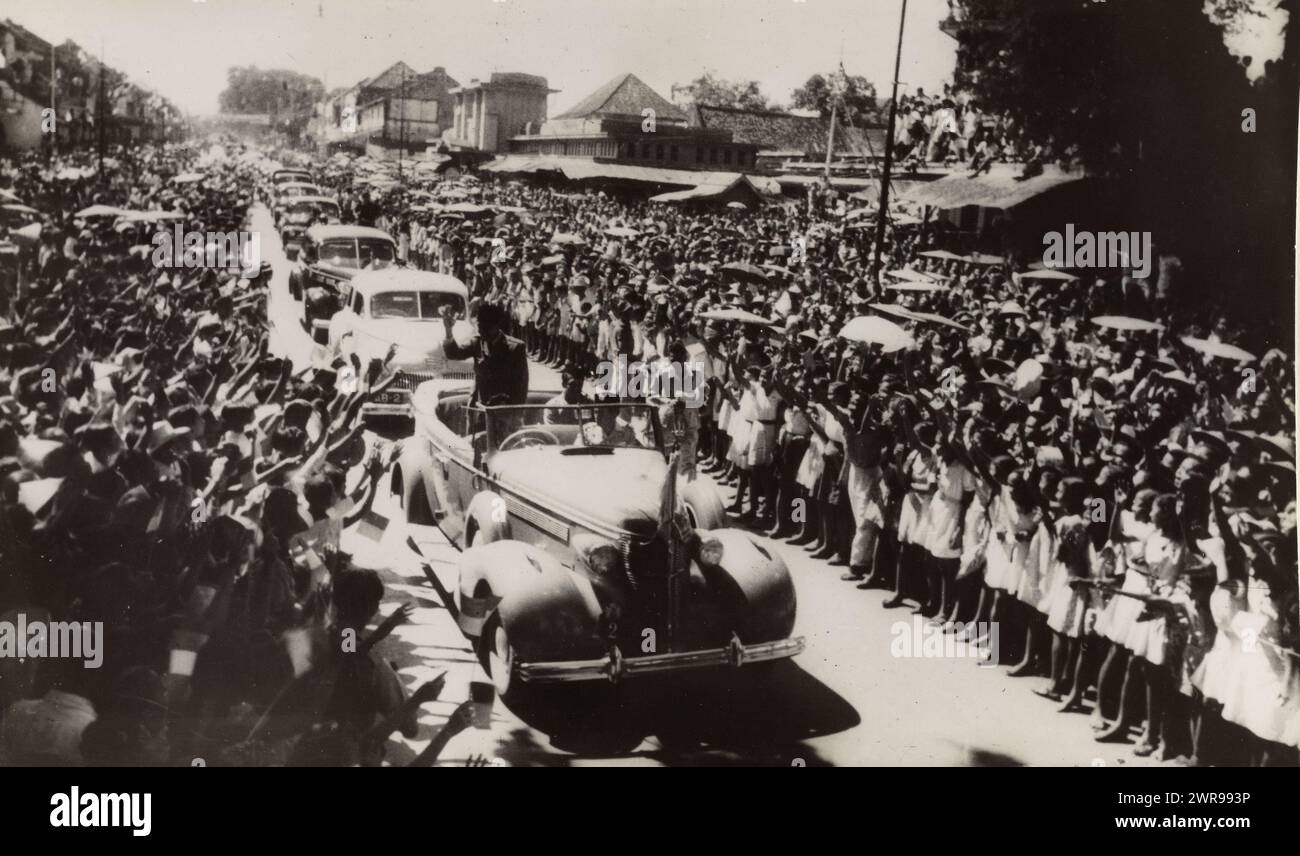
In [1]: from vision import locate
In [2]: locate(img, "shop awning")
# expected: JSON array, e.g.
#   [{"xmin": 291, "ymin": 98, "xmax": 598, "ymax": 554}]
[
  {"xmin": 902, "ymin": 165, "xmax": 1087, "ymax": 210},
  {"xmin": 482, "ymin": 155, "xmax": 780, "ymax": 194}
]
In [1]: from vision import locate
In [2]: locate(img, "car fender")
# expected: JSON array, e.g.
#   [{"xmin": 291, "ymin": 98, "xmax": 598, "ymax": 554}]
[
  {"xmin": 464, "ymin": 490, "xmax": 511, "ymax": 547},
  {"xmin": 682, "ymin": 477, "xmax": 726, "ymax": 530},
  {"xmin": 457, "ymin": 540, "xmax": 605, "ymax": 660},
  {"xmin": 693, "ymin": 528, "xmax": 797, "ymax": 642},
  {"xmin": 393, "ymin": 440, "xmax": 439, "ymax": 520}
]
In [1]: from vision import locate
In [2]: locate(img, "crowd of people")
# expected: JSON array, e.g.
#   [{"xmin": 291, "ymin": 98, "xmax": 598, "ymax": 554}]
[
  {"xmin": 891, "ymin": 83, "xmax": 1064, "ymax": 176},
  {"xmin": 0, "ymin": 132, "xmax": 1296, "ymax": 766},
  {"xmin": 0, "ymin": 142, "xmax": 477, "ymax": 766},
  {"xmin": 318, "ymin": 155, "xmax": 1297, "ymax": 766}
]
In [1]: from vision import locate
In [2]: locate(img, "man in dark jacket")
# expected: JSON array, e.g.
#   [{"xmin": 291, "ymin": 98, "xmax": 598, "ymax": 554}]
[{"xmin": 442, "ymin": 303, "xmax": 528, "ymax": 407}]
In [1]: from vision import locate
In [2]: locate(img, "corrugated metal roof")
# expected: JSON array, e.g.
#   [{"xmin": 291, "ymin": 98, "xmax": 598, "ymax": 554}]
[
  {"xmin": 482, "ymin": 155, "xmax": 782, "ymax": 195},
  {"xmin": 902, "ymin": 165, "xmax": 1086, "ymax": 210},
  {"xmin": 692, "ymin": 104, "xmax": 885, "ymax": 158}
]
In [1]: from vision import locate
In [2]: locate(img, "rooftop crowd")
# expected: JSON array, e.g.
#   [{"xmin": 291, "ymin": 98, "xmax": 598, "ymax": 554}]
[{"xmin": 0, "ymin": 132, "xmax": 1295, "ymax": 766}]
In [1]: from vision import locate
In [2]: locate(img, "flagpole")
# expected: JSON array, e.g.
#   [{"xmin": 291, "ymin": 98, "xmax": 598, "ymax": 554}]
[{"xmin": 872, "ymin": 0, "xmax": 908, "ymax": 283}]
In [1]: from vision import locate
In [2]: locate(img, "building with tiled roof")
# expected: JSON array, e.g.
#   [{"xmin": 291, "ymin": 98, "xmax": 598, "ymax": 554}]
[
  {"xmin": 553, "ymin": 73, "xmax": 687, "ymax": 124},
  {"xmin": 508, "ymin": 73, "xmax": 756, "ymax": 172},
  {"xmin": 689, "ymin": 103, "xmax": 886, "ymax": 166}
]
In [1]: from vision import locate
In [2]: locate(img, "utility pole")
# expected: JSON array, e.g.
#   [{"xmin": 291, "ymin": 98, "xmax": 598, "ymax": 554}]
[
  {"xmin": 397, "ymin": 65, "xmax": 406, "ymax": 184},
  {"xmin": 49, "ymin": 44, "xmax": 56, "ymax": 160},
  {"xmin": 97, "ymin": 39, "xmax": 106, "ymax": 176},
  {"xmin": 872, "ymin": 0, "xmax": 908, "ymax": 283}
]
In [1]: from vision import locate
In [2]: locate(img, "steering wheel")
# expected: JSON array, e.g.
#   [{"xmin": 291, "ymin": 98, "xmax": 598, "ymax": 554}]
[{"xmin": 498, "ymin": 427, "xmax": 560, "ymax": 451}]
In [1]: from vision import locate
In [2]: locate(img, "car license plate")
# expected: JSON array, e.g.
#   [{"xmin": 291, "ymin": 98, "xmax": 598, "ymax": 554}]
[{"xmin": 373, "ymin": 391, "xmax": 405, "ymax": 405}]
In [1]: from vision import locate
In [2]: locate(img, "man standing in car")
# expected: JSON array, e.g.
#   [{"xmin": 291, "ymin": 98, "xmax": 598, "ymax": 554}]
[{"xmin": 442, "ymin": 303, "xmax": 529, "ymax": 407}]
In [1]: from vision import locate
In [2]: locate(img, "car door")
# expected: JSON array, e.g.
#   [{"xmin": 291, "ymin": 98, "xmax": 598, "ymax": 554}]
[{"xmin": 418, "ymin": 395, "xmax": 476, "ymax": 544}]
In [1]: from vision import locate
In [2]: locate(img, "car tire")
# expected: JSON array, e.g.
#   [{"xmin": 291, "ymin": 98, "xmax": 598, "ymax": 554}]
[{"xmin": 480, "ymin": 612, "xmax": 518, "ymax": 700}]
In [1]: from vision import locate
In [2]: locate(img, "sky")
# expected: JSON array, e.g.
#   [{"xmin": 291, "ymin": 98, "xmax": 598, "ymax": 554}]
[{"xmin": 4, "ymin": 0, "xmax": 959, "ymax": 117}]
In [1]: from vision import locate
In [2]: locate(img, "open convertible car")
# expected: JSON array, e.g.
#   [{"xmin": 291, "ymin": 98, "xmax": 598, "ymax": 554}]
[{"xmin": 393, "ymin": 380, "xmax": 803, "ymax": 702}]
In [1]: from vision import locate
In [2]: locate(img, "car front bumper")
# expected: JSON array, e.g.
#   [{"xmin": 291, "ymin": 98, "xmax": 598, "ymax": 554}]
[{"xmin": 515, "ymin": 634, "xmax": 805, "ymax": 684}]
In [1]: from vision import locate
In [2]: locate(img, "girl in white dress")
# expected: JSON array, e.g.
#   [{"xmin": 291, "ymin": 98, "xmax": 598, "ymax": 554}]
[
  {"xmin": 1091, "ymin": 489, "xmax": 1158, "ymax": 734},
  {"xmin": 1126, "ymin": 494, "xmax": 1202, "ymax": 758},
  {"xmin": 960, "ymin": 455, "xmax": 1018, "ymax": 637},
  {"xmin": 924, "ymin": 438, "xmax": 976, "ymax": 620},
  {"xmin": 1035, "ymin": 478, "xmax": 1096, "ymax": 704},
  {"xmin": 1193, "ymin": 516, "xmax": 1299, "ymax": 764},
  {"xmin": 884, "ymin": 420, "xmax": 937, "ymax": 610}
]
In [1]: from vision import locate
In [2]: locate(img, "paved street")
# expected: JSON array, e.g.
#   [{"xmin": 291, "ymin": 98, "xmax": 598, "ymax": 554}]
[{"xmin": 252, "ymin": 206, "xmax": 1160, "ymax": 767}]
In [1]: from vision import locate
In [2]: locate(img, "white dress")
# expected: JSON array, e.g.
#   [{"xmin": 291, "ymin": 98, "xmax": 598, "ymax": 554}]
[
  {"xmin": 1126, "ymin": 533, "xmax": 1191, "ymax": 668},
  {"xmin": 925, "ymin": 460, "xmax": 975, "ymax": 560},
  {"xmin": 1043, "ymin": 516, "xmax": 1097, "ymax": 638},
  {"xmin": 957, "ymin": 482, "xmax": 992, "ymax": 580},
  {"xmin": 1095, "ymin": 514, "xmax": 1155, "ymax": 646},
  {"xmin": 982, "ymin": 488, "xmax": 1012, "ymax": 591},
  {"xmin": 1016, "ymin": 519, "xmax": 1052, "ymax": 607},
  {"xmin": 746, "ymin": 388, "xmax": 779, "ymax": 468},
  {"xmin": 897, "ymin": 450, "xmax": 936, "ymax": 547},
  {"xmin": 1194, "ymin": 584, "xmax": 1300, "ymax": 747}
]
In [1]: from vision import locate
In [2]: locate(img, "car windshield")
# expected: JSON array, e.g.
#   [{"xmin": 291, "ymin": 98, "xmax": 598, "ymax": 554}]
[
  {"xmin": 358, "ymin": 239, "xmax": 396, "ymax": 269},
  {"xmin": 320, "ymin": 239, "xmax": 358, "ymax": 267},
  {"xmin": 369, "ymin": 291, "xmax": 465, "ymax": 319},
  {"xmin": 484, "ymin": 403, "xmax": 663, "ymax": 454}
]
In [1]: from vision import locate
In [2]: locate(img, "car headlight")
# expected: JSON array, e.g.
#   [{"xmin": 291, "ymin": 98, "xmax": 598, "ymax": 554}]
[
  {"xmin": 696, "ymin": 537, "xmax": 725, "ymax": 569},
  {"xmin": 586, "ymin": 544, "xmax": 624, "ymax": 577}
]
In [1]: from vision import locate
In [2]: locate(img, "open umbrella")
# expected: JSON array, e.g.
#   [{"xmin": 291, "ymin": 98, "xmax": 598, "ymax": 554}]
[
  {"xmin": 75, "ymin": 205, "xmax": 129, "ymax": 219},
  {"xmin": 918, "ymin": 249, "xmax": 964, "ymax": 262},
  {"xmin": 886, "ymin": 268, "xmax": 945, "ymax": 283},
  {"xmin": 726, "ymin": 201, "xmax": 748, "ymax": 210},
  {"xmin": 909, "ymin": 310, "xmax": 972, "ymax": 333},
  {"xmin": 1092, "ymin": 315, "xmax": 1165, "ymax": 333},
  {"xmin": 549, "ymin": 232, "xmax": 586, "ymax": 246},
  {"xmin": 443, "ymin": 202, "xmax": 492, "ymax": 215},
  {"xmin": 2, "ymin": 203, "xmax": 39, "ymax": 216},
  {"xmin": 1017, "ymin": 269, "xmax": 1078, "ymax": 283},
  {"xmin": 11, "ymin": 223, "xmax": 42, "ymax": 244},
  {"xmin": 963, "ymin": 252, "xmax": 1006, "ymax": 265},
  {"xmin": 720, "ymin": 261, "xmax": 769, "ymax": 283},
  {"xmin": 0, "ymin": 189, "xmax": 22, "ymax": 204},
  {"xmin": 886, "ymin": 282, "xmax": 946, "ymax": 293},
  {"xmin": 839, "ymin": 316, "xmax": 915, "ymax": 352},
  {"xmin": 1179, "ymin": 336, "xmax": 1256, "ymax": 362},
  {"xmin": 869, "ymin": 302, "xmax": 921, "ymax": 323},
  {"xmin": 699, "ymin": 308, "xmax": 776, "ymax": 326},
  {"xmin": 171, "ymin": 172, "xmax": 206, "ymax": 184},
  {"xmin": 604, "ymin": 226, "xmax": 640, "ymax": 238}
]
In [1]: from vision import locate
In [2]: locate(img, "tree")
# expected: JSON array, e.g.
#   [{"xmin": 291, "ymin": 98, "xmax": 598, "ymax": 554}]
[
  {"xmin": 791, "ymin": 72, "xmax": 881, "ymax": 125},
  {"xmin": 673, "ymin": 73, "xmax": 771, "ymax": 110},
  {"xmin": 218, "ymin": 66, "xmax": 324, "ymax": 116},
  {"xmin": 947, "ymin": 0, "xmax": 1297, "ymax": 331}
]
